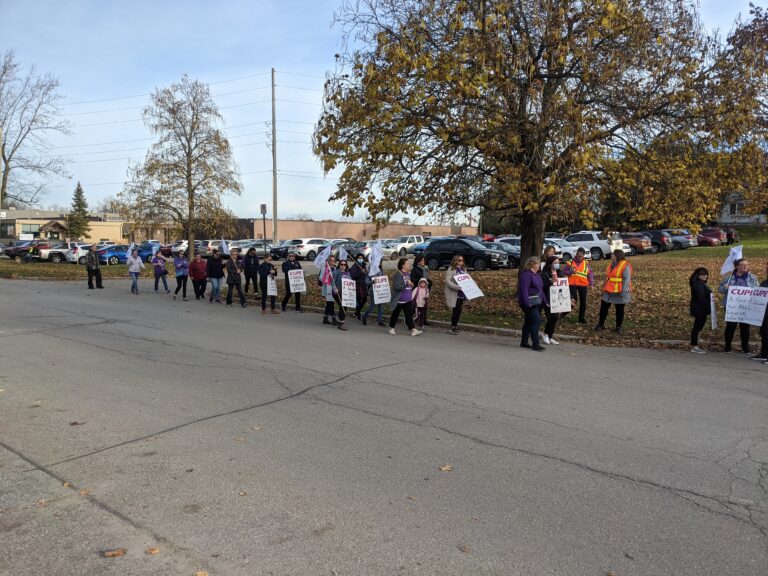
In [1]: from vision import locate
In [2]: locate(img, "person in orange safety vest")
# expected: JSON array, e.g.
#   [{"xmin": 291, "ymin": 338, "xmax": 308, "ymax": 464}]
[
  {"xmin": 595, "ymin": 250, "xmax": 633, "ymax": 334},
  {"xmin": 563, "ymin": 247, "xmax": 593, "ymax": 323}
]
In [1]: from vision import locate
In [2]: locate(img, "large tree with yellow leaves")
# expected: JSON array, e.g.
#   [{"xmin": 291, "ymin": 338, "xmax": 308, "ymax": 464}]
[{"xmin": 314, "ymin": 0, "xmax": 767, "ymax": 261}]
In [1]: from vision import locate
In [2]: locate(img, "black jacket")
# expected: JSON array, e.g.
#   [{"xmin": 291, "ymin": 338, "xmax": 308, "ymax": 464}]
[
  {"xmin": 281, "ymin": 259, "xmax": 302, "ymax": 282},
  {"xmin": 258, "ymin": 261, "xmax": 277, "ymax": 282},
  {"xmin": 411, "ymin": 263, "xmax": 432, "ymax": 289},
  {"xmin": 243, "ymin": 254, "xmax": 260, "ymax": 275},
  {"xmin": 206, "ymin": 257, "xmax": 225, "ymax": 279},
  {"xmin": 689, "ymin": 278, "xmax": 712, "ymax": 317}
]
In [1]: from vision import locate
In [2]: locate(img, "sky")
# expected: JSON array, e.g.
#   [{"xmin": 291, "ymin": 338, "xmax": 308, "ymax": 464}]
[{"xmin": 0, "ymin": 0, "xmax": 759, "ymax": 221}]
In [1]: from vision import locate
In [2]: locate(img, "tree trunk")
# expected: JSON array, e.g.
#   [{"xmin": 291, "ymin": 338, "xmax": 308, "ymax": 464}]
[
  {"xmin": 519, "ymin": 211, "xmax": 545, "ymax": 268},
  {"xmin": 0, "ymin": 159, "xmax": 10, "ymax": 210}
]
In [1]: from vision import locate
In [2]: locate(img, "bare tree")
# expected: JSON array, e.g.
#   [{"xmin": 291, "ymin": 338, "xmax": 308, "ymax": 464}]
[
  {"xmin": 0, "ymin": 51, "xmax": 71, "ymax": 208},
  {"xmin": 94, "ymin": 194, "xmax": 123, "ymax": 214},
  {"xmin": 120, "ymin": 75, "xmax": 242, "ymax": 254}
]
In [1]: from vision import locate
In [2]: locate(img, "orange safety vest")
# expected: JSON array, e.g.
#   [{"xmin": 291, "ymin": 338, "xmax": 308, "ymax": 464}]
[
  {"xmin": 569, "ymin": 259, "xmax": 590, "ymax": 287},
  {"xmin": 603, "ymin": 260, "xmax": 632, "ymax": 294}
]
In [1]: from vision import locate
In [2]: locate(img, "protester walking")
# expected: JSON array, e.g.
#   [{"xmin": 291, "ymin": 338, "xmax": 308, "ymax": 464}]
[
  {"xmin": 689, "ymin": 267, "xmax": 712, "ymax": 353},
  {"xmin": 388, "ymin": 258, "xmax": 422, "ymax": 336},
  {"xmin": 85, "ymin": 244, "xmax": 103, "ymax": 289},
  {"xmin": 349, "ymin": 254, "xmax": 369, "ymax": 320},
  {"xmin": 332, "ymin": 258, "xmax": 352, "ymax": 330},
  {"xmin": 362, "ymin": 266, "xmax": 386, "ymax": 327},
  {"xmin": 563, "ymin": 247, "xmax": 592, "ymax": 323},
  {"xmin": 595, "ymin": 250, "xmax": 632, "ymax": 334},
  {"xmin": 152, "ymin": 251, "xmax": 170, "ymax": 293},
  {"xmin": 206, "ymin": 250, "xmax": 225, "ymax": 303},
  {"xmin": 258, "ymin": 254, "xmax": 279, "ymax": 313},
  {"xmin": 412, "ymin": 278, "xmax": 430, "ymax": 328},
  {"xmin": 518, "ymin": 256, "xmax": 547, "ymax": 351},
  {"xmin": 243, "ymin": 248, "xmax": 260, "ymax": 297},
  {"xmin": 321, "ymin": 255, "xmax": 341, "ymax": 326},
  {"xmin": 225, "ymin": 248, "xmax": 247, "ymax": 308},
  {"xmin": 719, "ymin": 258, "xmax": 759, "ymax": 353},
  {"xmin": 444, "ymin": 255, "xmax": 466, "ymax": 335},
  {"xmin": 281, "ymin": 252, "xmax": 303, "ymax": 312},
  {"xmin": 189, "ymin": 252, "xmax": 207, "ymax": 300},
  {"xmin": 173, "ymin": 251, "xmax": 189, "ymax": 301},
  {"xmin": 126, "ymin": 249, "xmax": 144, "ymax": 295},
  {"xmin": 411, "ymin": 255, "xmax": 432, "ymax": 325},
  {"xmin": 541, "ymin": 256, "xmax": 565, "ymax": 344}
]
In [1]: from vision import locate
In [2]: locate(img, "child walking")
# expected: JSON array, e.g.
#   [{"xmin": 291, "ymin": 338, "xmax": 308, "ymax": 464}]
[{"xmin": 412, "ymin": 278, "xmax": 430, "ymax": 328}]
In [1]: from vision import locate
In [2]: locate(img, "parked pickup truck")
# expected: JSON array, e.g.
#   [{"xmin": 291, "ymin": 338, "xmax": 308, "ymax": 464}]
[{"xmin": 39, "ymin": 241, "xmax": 86, "ymax": 263}]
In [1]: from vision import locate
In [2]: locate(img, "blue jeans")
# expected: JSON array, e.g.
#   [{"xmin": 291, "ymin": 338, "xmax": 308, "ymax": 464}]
[
  {"xmin": 209, "ymin": 277, "xmax": 222, "ymax": 300},
  {"xmin": 130, "ymin": 272, "xmax": 140, "ymax": 293},
  {"xmin": 154, "ymin": 271, "xmax": 169, "ymax": 291},
  {"xmin": 520, "ymin": 305, "xmax": 542, "ymax": 348},
  {"xmin": 363, "ymin": 293, "xmax": 383, "ymax": 323}
]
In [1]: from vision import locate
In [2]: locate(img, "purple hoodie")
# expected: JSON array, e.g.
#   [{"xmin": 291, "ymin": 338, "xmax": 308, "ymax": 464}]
[{"xmin": 517, "ymin": 269, "xmax": 548, "ymax": 308}]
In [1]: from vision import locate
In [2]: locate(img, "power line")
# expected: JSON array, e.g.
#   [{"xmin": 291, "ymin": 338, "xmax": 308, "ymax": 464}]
[
  {"xmin": 276, "ymin": 98, "xmax": 321, "ymax": 106},
  {"xmin": 278, "ymin": 71, "xmax": 326, "ymax": 79},
  {"xmin": 277, "ymin": 84, "xmax": 323, "ymax": 92}
]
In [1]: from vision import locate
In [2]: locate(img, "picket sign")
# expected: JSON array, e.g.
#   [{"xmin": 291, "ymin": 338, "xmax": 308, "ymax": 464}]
[
  {"xmin": 372, "ymin": 276, "xmax": 391, "ymax": 304},
  {"xmin": 710, "ymin": 293, "xmax": 718, "ymax": 330},
  {"xmin": 341, "ymin": 278, "xmax": 357, "ymax": 308},
  {"xmin": 287, "ymin": 269, "xmax": 306, "ymax": 293},
  {"xmin": 725, "ymin": 286, "xmax": 768, "ymax": 327},
  {"xmin": 549, "ymin": 277, "xmax": 572, "ymax": 314},
  {"xmin": 454, "ymin": 273, "xmax": 484, "ymax": 301},
  {"xmin": 267, "ymin": 276, "xmax": 278, "ymax": 296}
]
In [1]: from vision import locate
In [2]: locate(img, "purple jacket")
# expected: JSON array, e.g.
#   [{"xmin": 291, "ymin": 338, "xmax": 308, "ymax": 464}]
[{"xmin": 518, "ymin": 269, "xmax": 548, "ymax": 308}]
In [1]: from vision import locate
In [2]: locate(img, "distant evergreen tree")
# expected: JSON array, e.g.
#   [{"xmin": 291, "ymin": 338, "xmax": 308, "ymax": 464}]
[{"xmin": 67, "ymin": 182, "xmax": 90, "ymax": 239}]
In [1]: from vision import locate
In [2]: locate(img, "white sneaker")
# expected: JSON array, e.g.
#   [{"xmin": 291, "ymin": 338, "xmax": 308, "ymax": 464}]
[
  {"xmin": 691, "ymin": 346, "xmax": 706, "ymax": 354},
  {"xmin": 541, "ymin": 334, "xmax": 551, "ymax": 345},
  {"xmin": 388, "ymin": 328, "xmax": 396, "ymax": 336},
  {"xmin": 410, "ymin": 328, "xmax": 423, "ymax": 337},
  {"xmin": 549, "ymin": 337, "xmax": 559, "ymax": 345}
]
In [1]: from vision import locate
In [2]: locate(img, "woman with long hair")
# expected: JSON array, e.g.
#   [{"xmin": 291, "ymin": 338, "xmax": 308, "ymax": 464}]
[
  {"xmin": 595, "ymin": 250, "xmax": 632, "ymax": 334},
  {"xmin": 388, "ymin": 258, "xmax": 422, "ymax": 336},
  {"xmin": 444, "ymin": 255, "xmax": 467, "ymax": 335},
  {"xmin": 689, "ymin": 267, "xmax": 712, "ymax": 353},
  {"xmin": 718, "ymin": 258, "xmax": 759, "ymax": 353},
  {"xmin": 518, "ymin": 256, "xmax": 547, "ymax": 351}
]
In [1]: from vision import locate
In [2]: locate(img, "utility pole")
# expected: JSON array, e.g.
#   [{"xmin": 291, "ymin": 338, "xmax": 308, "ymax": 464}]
[{"xmin": 271, "ymin": 68, "xmax": 278, "ymax": 245}]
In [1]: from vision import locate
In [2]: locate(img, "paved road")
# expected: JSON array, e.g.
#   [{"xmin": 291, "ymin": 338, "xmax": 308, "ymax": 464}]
[{"xmin": 1, "ymin": 278, "xmax": 766, "ymax": 576}]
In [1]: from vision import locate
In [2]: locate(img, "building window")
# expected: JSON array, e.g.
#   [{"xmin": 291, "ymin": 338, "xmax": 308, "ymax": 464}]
[
  {"xmin": 0, "ymin": 223, "xmax": 14, "ymax": 237},
  {"xmin": 21, "ymin": 224, "xmax": 40, "ymax": 233}
]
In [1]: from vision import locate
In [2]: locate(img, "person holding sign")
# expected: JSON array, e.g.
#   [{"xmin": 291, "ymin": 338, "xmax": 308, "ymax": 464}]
[
  {"xmin": 349, "ymin": 255, "xmax": 369, "ymax": 320},
  {"xmin": 243, "ymin": 247, "xmax": 260, "ymax": 297},
  {"xmin": 258, "ymin": 254, "xmax": 279, "ymax": 314},
  {"xmin": 362, "ymin": 268, "xmax": 387, "ymax": 326},
  {"xmin": 333, "ymin": 259, "xmax": 353, "ymax": 331},
  {"xmin": 541, "ymin": 256, "xmax": 566, "ymax": 345},
  {"xmin": 444, "ymin": 255, "xmax": 467, "ymax": 336},
  {"xmin": 281, "ymin": 252, "xmax": 303, "ymax": 312},
  {"xmin": 595, "ymin": 250, "xmax": 632, "ymax": 334},
  {"xmin": 388, "ymin": 258, "xmax": 422, "ymax": 336},
  {"xmin": 689, "ymin": 267, "xmax": 712, "ymax": 354},
  {"xmin": 518, "ymin": 256, "xmax": 547, "ymax": 351},
  {"xmin": 718, "ymin": 258, "xmax": 759, "ymax": 353},
  {"xmin": 563, "ymin": 247, "xmax": 592, "ymax": 323}
]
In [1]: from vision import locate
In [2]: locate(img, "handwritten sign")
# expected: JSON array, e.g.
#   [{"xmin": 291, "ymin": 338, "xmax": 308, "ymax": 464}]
[
  {"xmin": 454, "ymin": 273, "xmax": 484, "ymax": 301},
  {"xmin": 287, "ymin": 269, "xmax": 306, "ymax": 293},
  {"xmin": 549, "ymin": 277, "xmax": 572, "ymax": 314},
  {"xmin": 725, "ymin": 286, "xmax": 768, "ymax": 327},
  {"xmin": 267, "ymin": 276, "xmax": 278, "ymax": 296},
  {"xmin": 341, "ymin": 278, "xmax": 357, "ymax": 308},
  {"xmin": 372, "ymin": 276, "xmax": 391, "ymax": 304}
]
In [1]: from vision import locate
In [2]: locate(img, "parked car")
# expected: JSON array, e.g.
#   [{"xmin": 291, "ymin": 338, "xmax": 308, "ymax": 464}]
[
  {"xmin": 0, "ymin": 242, "xmax": 7, "ymax": 256},
  {"xmin": 638, "ymin": 230, "xmax": 674, "ymax": 252},
  {"xmin": 424, "ymin": 238, "xmax": 508, "ymax": 271},
  {"xmin": 482, "ymin": 241, "xmax": 520, "ymax": 268},
  {"xmin": 412, "ymin": 236, "xmax": 449, "ymax": 256},
  {"xmin": 662, "ymin": 229, "xmax": 697, "ymax": 249},
  {"xmin": 619, "ymin": 233, "xmax": 654, "ymax": 256},
  {"xmin": 40, "ymin": 241, "xmax": 86, "ymax": 263},
  {"xmin": 564, "ymin": 231, "xmax": 616, "ymax": 260},
  {"xmin": 3, "ymin": 240, "xmax": 33, "ymax": 260},
  {"xmin": 68, "ymin": 244, "xmax": 91, "ymax": 264},
  {"xmin": 97, "ymin": 244, "xmax": 130, "ymax": 265},
  {"xmin": 317, "ymin": 240, "xmax": 366, "ymax": 260},
  {"xmin": 699, "ymin": 228, "xmax": 728, "ymax": 244},
  {"xmin": 545, "ymin": 238, "xmax": 591, "ymax": 261},
  {"xmin": 278, "ymin": 238, "xmax": 328, "ymax": 261},
  {"xmin": 725, "ymin": 227, "xmax": 740, "ymax": 245},
  {"xmin": 270, "ymin": 240, "xmax": 295, "ymax": 260},
  {"xmin": 696, "ymin": 233, "xmax": 721, "ymax": 247},
  {"xmin": 544, "ymin": 231, "xmax": 565, "ymax": 239},
  {"xmin": 389, "ymin": 235, "xmax": 425, "ymax": 257}
]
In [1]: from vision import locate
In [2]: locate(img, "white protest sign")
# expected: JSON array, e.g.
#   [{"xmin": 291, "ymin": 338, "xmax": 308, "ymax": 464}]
[
  {"xmin": 267, "ymin": 276, "xmax": 278, "ymax": 296},
  {"xmin": 549, "ymin": 277, "xmax": 572, "ymax": 314},
  {"xmin": 710, "ymin": 293, "xmax": 718, "ymax": 330},
  {"xmin": 454, "ymin": 273, "xmax": 484, "ymax": 301},
  {"xmin": 341, "ymin": 277, "xmax": 357, "ymax": 308},
  {"xmin": 725, "ymin": 286, "xmax": 768, "ymax": 327},
  {"xmin": 287, "ymin": 269, "xmax": 306, "ymax": 293},
  {"xmin": 372, "ymin": 276, "xmax": 391, "ymax": 304}
]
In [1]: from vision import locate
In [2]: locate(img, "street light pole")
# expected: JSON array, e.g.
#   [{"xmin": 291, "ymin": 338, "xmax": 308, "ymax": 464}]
[{"xmin": 260, "ymin": 203, "xmax": 268, "ymax": 258}]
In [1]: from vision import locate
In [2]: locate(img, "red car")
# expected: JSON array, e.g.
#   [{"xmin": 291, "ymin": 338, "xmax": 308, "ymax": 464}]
[
  {"xmin": 696, "ymin": 234, "xmax": 721, "ymax": 247},
  {"xmin": 699, "ymin": 228, "xmax": 727, "ymax": 244}
]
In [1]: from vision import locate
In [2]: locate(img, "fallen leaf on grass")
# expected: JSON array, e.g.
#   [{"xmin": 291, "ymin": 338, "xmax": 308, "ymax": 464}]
[
  {"xmin": 146, "ymin": 546, "xmax": 160, "ymax": 555},
  {"xmin": 79, "ymin": 488, "xmax": 91, "ymax": 496},
  {"xmin": 36, "ymin": 499, "xmax": 47, "ymax": 507},
  {"xmin": 406, "ymin": 495, "xmax": 416, "ymax": 500},
  {"xmin": 62, "ymin": 482, "xmax": 70, "ymax": 488},
  {"xmin": 101, "ymin": 548, "xmax": 127, "ymax": 558},
  {"xmin": 458, "ymin": 544, "xmax": 470, "ymax": 554},
  {"xmin": 69, "ymin": 421, "xmax": 85, "ymax": 426},
  {"xmin": 239, "ymin": 491, "xmax": 248, "ymax": 497},
  {"xmin": 438, "ymin": 464, "xmax": 454, "ymax": 472}
]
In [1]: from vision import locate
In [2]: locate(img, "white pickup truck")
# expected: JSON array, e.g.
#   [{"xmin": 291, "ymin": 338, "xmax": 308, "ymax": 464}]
[
  {"xmin": 564, "ymin": 231, "xmax": 623, "ymax": 260},
  {"xmin": 38, "ymin": 242, "xmax": 85, "ymax": 263}
]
